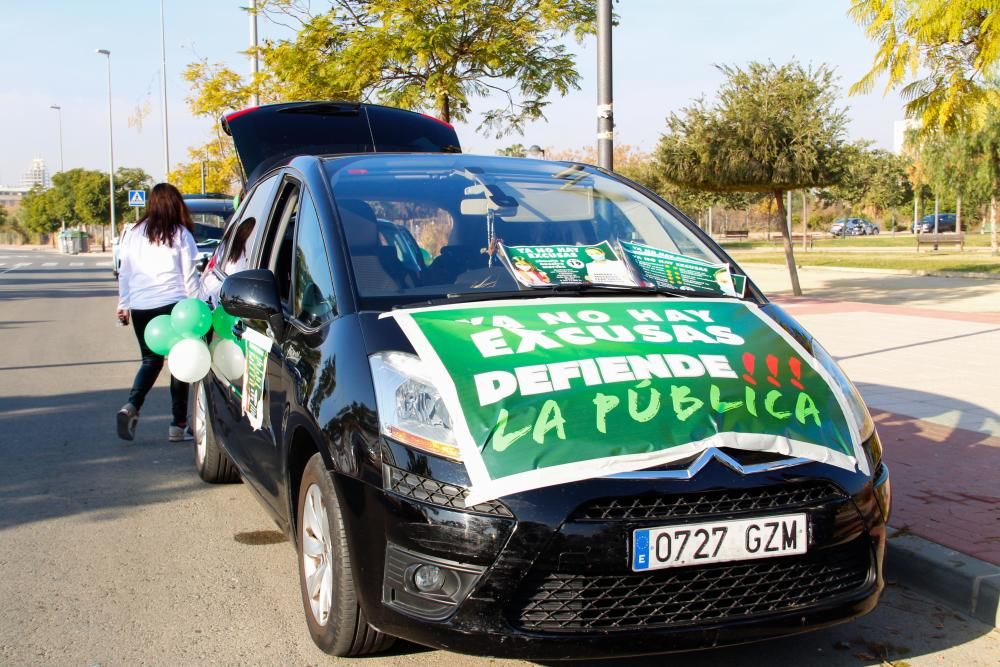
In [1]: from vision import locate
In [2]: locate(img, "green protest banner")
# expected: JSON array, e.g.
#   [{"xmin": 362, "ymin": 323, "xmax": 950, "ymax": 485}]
[
  {"xmin": 619, "ymin": 241, "xmax": 737, "ymax": 296},
  {"xmin": 499, "ymin": 241, "xmax": 636, "ymax": 287},
  {"xmin": 241, "ymin": 328, "xmax": 272, "ymax": 431},
  {"xmin": 387, "ymin": 298, "xmax": 866, "ymax": 504}
]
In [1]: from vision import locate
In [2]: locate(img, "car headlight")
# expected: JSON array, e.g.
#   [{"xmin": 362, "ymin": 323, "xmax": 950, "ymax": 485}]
[
  {"xmin": 370, "ymin": 352, "xmax": 462, "ymax": 461},
  {"xmin": 810, "ymin": 340, "xmax": 875, "ymax": 447}
]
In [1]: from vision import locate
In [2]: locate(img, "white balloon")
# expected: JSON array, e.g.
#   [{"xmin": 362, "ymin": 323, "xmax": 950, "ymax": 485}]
[
  {"xmin": 167, "ymin": 338, "xmax": 212, "ymax": 383},
  {"xmin": 212, "ymin": 338, "xmax": 245, "ymax": 381}
]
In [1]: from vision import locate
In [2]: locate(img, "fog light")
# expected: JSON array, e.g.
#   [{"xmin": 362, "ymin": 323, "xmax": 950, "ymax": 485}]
[{"xmin": 413, "ymin": 564, "xmax": 446, "ymax": 592}]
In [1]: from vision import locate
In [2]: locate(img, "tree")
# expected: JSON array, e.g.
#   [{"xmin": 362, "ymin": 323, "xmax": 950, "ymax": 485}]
[
  {"xmin": 19, "ymin": 185, "xmax": 61, "ymax": 235},
  {"xmin": 821, "ymin": 142, "xmax": 912, "ymax": 225},
  {"xmin": 496, "ymin": 144, "xmax": 527, "ymax": 157},
  {"xmin": 849, "ymin": 0, "xmax": 1000, "ymax": 134},
  {"xmin": 967, "ymin": 110, "xmax": 1000, "ymax": 254},
  {"xmin": 255, "ymin": 0, "xmax": 596, "ymax": 136},
  {"xmin": 654, "ymin": 62, "xmax": 849, "ymax": 295}
]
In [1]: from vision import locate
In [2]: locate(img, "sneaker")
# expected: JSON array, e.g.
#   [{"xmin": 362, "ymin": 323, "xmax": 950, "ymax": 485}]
[
  {"xmin": 117, "ymin": 403, "xmax": 138, "ymax": 441},
  {"xmin": 168, "ymin": 423, "xmax": 194, "ymax": 442}
]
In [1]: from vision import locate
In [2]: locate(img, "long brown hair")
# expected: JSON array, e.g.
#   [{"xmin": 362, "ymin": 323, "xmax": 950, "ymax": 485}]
[{"xmin": 142, "ymin": 183, "xmax": 193, "ymax": 246}]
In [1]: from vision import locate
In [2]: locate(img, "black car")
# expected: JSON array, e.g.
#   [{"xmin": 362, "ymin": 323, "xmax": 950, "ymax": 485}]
[
  {"xmin": 193, "ymin": 102, "xmax": 890, "ymax": 660},
  {"xmin": 914, "ymin": 213, "xmax": 957, "ymax": 233}
]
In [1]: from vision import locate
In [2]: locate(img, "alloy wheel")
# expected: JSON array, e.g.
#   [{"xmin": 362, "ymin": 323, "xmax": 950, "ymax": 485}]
[{"xmin": 301, "ymin": 483, "xmax": 334, "ymax": 626}]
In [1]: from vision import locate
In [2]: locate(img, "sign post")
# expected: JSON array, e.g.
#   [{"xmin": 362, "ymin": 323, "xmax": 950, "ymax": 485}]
[{"xmin": 128, "ymin": 189, "xmax": 146, "ymax": 221}]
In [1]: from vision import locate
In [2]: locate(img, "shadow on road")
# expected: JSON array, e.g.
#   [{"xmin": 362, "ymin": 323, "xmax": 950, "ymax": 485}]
[{"xmin": 0, "ymin": 386, "xmax": 209, "ymax": 531}]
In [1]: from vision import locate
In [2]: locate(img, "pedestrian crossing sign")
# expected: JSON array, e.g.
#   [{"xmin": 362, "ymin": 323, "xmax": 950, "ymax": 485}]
[{"xmin": 128, "ymin": 190, "xmax": 146, "ymax": 207}]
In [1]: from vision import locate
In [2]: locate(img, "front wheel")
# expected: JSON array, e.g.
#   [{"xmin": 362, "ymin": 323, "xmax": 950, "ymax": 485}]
[{"xmin": 297, "ymin": 454, "xmax": 394, "ymax": 656}]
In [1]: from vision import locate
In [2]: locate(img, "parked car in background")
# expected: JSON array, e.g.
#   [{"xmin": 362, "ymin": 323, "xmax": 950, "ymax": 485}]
[
  {"xmin": 190, "ymin": 102, "xmax": 890, "ymax": 660},
  {"xmin": 861, "ymin": 220, "xmax": 879, "ymax": 236},
  {"xmin": 913, "ymin": 213, "xmax": 957, "ymax": 233},
  {"xmin": 830, "ymin": 218, "xmax": 871, "ymax": 237}
]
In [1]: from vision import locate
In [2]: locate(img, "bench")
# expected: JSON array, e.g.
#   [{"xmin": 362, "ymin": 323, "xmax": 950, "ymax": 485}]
[
  {"xmin": 769, "ymin": 234, "xmax": 815, "ymax": 249},
  {"xmin": 916, "ymin": 233, "xmax": 964, "ymax": 251},
  {"xmin": 722, "ymin": 229, "xmax": 749, "ymax": 239}
]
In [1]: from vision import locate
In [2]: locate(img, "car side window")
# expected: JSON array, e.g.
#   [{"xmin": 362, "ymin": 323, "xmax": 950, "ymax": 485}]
[
  {"xmin": 263, "ymin": 178, "xmax": 302, "ymax": 309},
  {"xmin": 225, "ymin": 174, "xmax": 277, "ymax": 274},
  {"xmin": 292, "ymin": 191, "xmax": 336, "ymax": 327}
]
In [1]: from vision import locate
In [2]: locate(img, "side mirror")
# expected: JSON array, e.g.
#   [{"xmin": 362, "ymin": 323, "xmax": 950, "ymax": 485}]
[{"xmin": 220, "ymin": 269, "xmax": 286, "ymax": 341}]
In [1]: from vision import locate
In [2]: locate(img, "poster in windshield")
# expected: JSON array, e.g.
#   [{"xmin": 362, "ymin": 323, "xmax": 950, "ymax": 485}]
[
  {"xmin": 619, "ymin": 241, "xmax": 738, "ymax": 297},
  {"xmin": 387, "ymin": 298, "xmax": 867, "ymax": 504},
  {"xmin": 499, "ymin": 241, "xmax": 636, "ymax": 287}
]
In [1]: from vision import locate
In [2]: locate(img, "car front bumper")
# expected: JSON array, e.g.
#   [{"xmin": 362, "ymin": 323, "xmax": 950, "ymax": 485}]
[{"xmin": 337, "ymin": 454, "xmax": 890, "ymax": 660}]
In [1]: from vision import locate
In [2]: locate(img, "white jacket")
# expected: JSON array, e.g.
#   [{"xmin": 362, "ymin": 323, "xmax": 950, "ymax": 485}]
[{"xmin": 117, "ymin": 222, "xmax": 200, "ymax": 310}]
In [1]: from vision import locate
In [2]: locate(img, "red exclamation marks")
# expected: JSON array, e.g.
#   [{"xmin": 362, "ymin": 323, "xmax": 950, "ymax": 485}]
[
  {"xmin": 766, "ymin": 354, "xmax": 781, "ymax": 387},
  {"xmin": 742, "ymin": 352, "xmax": 757, "ymax": 385},
  {"xmin": 788, "ymin": 357, "xmax": 804, "ymax": 390}
]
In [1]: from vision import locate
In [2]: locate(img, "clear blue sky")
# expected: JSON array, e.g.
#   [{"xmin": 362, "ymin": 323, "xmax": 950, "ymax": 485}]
[{"xmin": 0, "ymin": 0, "xmax": 904, "ymax": 186}]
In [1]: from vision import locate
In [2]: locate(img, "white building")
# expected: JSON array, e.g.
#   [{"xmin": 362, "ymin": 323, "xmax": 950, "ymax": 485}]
[
  {"xmin": 893, "ymin": 119, "xmax": 920, "ymax": 155},
  {"xmin": 20, "ymin": 158, "xmax": 50, "ymax": 189}
]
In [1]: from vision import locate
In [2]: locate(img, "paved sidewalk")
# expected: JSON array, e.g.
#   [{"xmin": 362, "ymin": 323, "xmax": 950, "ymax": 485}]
[{"xmin": 743, "ymin": 264, "xmax": 1000, "ymax": 621}]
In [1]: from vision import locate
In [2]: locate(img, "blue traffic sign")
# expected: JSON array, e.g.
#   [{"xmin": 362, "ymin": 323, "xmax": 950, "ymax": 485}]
[{"xmin": 128, "ymin": 190, "xmax": 146, "ymax": 207}]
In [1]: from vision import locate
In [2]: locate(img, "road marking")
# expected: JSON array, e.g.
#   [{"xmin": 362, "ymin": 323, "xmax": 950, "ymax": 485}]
[
  {"xmin": 42, "ymin": 262, "xmax": 57, "ymax": 267},
  {"xmin": 0, "ymin": 262, "xmax": 30, "ymax": 274},
  {"xmin": 70, "ymin": 262, "xmax": 84, "ymax": 266}
]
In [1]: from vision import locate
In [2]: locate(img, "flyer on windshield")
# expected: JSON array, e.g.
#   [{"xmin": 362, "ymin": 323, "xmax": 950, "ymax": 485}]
[
  {"xmin": 499, "ymin": 241, "xmax": 637, "ymax": 288},
  {"xmin": 619, "ymin": 241, "xmax": 738, "ymax": 297},
  {"xmin": 241, "ymin": 327, "xmax": 272, "ymax": 431}
]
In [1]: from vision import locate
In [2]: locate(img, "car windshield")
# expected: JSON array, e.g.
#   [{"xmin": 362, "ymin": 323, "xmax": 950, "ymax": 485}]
[
  {"xmin": 191, "ymin": 214, "xmax": 227, "ymax": 246},
  {"xmin": 325, "ymin": 154, "xmax": 726, "ymax": 307}
]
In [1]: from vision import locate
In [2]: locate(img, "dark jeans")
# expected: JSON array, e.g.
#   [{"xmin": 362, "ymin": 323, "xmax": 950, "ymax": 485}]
[{"xmin": 129, "ymin": 303, "xmax": 189, "ymax": 426}]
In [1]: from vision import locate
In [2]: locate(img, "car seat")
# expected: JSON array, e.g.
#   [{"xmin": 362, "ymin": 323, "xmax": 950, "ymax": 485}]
[{"xmin": 338, "ymin": 199, "xmax": 416, "ymax": 291}]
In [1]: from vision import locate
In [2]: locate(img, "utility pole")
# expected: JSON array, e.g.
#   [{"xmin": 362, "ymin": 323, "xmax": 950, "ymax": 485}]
[
  {"xmin": 50, "ymin": 105, "xmax": 65, "ymax": 232},
  {"xmin": 596, "ymin": 0, "xmax": 613, "ymax": 171},
  {"xmin": 786, "ymin": 190, "xmax": 792, "ymax": 234},
  {"xmin": 933, "ymin": 193, "xmax": 940, "ymax": 250},
  {"xmin": 801, "ymin": 190, "xmax": 808, "ymax": 251},
  {"xmin": 160, "ymin": 0, "xmax": 171, "ymax": 180},
  {"xmin": 200, "ymin": 161, "xmax": 206, "ymax": 194},
  {"xmin": 250, "ymin": 0, "xmax": 260, "ymax": 106},
  {"xmin": 96, "ymin": 49, "xmax": 116, "ymax": 244}
]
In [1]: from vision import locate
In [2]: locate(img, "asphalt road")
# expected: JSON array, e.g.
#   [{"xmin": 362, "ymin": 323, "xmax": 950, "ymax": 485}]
[{"xmin": 0, "ymin": 247, "xmax": 996, "ymax": 666}]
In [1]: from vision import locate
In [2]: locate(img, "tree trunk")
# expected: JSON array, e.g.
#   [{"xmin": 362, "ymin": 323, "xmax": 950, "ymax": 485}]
[
  {"xmin": 956, "ymin": 194, "xmax": 962, "ymax": 234},
  {"xmin": 774, "ymin": 190, "xmax": 802, "ymax": 296},
  {"xmin": 438, "ymin": 95, "xmax": 451, "ymax": 124}
]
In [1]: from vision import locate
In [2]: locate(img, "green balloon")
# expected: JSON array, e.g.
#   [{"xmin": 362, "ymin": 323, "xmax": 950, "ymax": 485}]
[
  {"xmin": 171, "ymin": 298, "xmax": 212, "ymax": 339},
  {"xmin": 144, "ymin": 314, "xmax": 181, "ymax": 356},
  {"xmin": 212, "ymin": 305, "xmax": 239, "ymax": 340}
]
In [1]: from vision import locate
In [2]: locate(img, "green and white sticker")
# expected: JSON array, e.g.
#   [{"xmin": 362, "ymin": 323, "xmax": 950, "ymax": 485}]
[
  {"xmin": 499, "ymin": 241, "xmax": 636, "ymax": 287},
  {"xmin": 241, "ymin": 327, "xmax": 272, "ymax": 431},
  {"xmin": 619, "ymin": 241, "xmax": 737, "ymax": 296},
  {"xmin": 386, "ymin": 298, "xmax": 867, "ymax": 504}
]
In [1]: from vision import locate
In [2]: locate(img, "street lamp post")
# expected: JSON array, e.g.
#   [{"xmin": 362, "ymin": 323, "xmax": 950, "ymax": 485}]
[
  {"xmin": 96, "ymin": 49, "xmax": 116, "ymax": 244},
  {"xmin": 596, "ymin": 0, "xmax": 614, "ymax": 171},
  {"xmin": 49, "ymin": 105, "xmax": 65, "ymax": 232}
]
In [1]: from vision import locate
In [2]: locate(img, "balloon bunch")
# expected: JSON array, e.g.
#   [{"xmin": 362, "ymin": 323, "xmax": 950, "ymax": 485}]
[{"xmin": 143, "ymin": 298, "xmax": 246, "ymax": 383}]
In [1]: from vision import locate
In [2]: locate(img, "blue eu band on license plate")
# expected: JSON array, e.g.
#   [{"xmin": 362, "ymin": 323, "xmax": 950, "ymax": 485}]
[{"xmin": 631, "ymin": 514, "xmax": 808, "ymax": 572}]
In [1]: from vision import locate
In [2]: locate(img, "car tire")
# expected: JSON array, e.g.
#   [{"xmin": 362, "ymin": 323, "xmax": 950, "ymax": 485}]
[
  {"xmin": 297, "ymin": 453, "xmax": 395, "ymax": 657},
  {"xmin": 193, "ymin": 381, "xmax": 241, "ymax": 484}
]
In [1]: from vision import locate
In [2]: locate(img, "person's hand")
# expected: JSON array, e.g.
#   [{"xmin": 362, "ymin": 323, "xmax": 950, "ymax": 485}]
[{"xmin": 117, "ymin": 309, "xmax": 129, "ymax": 326}]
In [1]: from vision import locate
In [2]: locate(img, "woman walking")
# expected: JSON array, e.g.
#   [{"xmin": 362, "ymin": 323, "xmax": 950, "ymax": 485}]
[{"xmin": 115, "ymin": 183, "xmax": 199, "ymax": 441}]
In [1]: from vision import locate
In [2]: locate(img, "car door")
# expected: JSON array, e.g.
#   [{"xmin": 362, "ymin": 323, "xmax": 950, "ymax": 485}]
[{"xmin": 223, "ymin": 174, "xmax": 303, "ymax": 515}]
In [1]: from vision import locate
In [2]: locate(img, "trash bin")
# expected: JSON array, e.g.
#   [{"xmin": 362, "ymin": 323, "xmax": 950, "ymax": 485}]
[{"xmin": 59, "ymin": 230, "xmax": 89, "ymax": 255}]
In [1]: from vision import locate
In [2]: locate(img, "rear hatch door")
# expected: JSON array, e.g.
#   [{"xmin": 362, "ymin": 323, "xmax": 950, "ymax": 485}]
[{"xmin": 221, "ymin": 102, "xmax": 461, "ymax": 185}]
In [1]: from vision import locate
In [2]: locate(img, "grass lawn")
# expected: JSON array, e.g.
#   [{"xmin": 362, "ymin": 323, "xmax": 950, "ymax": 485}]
[
  {"xmin": 729, "ymin": 250, "xmax": 1000, "ymax": 275},
  {"xmin": 720, "ymin": 232, "xmax": 997, "ymax": 250}
]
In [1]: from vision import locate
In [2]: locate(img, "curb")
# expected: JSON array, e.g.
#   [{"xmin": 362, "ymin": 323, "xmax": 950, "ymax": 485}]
[
  {"xmin": 885, "ymin": 527, "xmax": 1000, "ymax": 627},
  {"xmin": 743, "ymin": 261, "xmax": 1000, "ymax": 281}
]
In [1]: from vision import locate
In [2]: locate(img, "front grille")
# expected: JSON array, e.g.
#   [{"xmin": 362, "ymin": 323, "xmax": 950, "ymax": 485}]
[
  {"xmin": 572, "ymin": 480, "xmax": 845, "ymax": 522},
  {"xmin": 384, "ymin": 465, "xmax": 513, "ymax": 517},
  {"xmin": 514, "ymin": 540, "xmax": 871, "ymax": 632}
]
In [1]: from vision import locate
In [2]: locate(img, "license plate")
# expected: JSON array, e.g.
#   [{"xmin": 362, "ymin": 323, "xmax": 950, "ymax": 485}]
[{"xmin": 631, "ymin": 514, "xmax": 807, "ymax": 571}]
